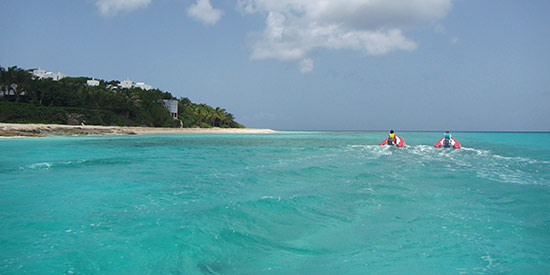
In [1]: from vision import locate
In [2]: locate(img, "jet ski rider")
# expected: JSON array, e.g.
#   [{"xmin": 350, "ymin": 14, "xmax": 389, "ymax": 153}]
[
  {"xmin": 388, "ymin": 130, "xmax": 397, "ymax": 145},
  {"xmin": 444, "ymin": 130, "xmax": 452, "ymax": 146}
]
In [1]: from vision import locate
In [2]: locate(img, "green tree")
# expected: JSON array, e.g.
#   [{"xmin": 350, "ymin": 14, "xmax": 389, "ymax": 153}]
[{"xmin": 0, "ymin": 65, "xmax": 245, "ymax": 128}]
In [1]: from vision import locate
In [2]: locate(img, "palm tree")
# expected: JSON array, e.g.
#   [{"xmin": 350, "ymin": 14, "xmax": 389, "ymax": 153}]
[
  {"xmin": 1, "ymin": 66, "xmax": 32, "ymax": 102},
  {"xmin": 0, "ymin": 66, "xmax": 7, "ymax": 97}
]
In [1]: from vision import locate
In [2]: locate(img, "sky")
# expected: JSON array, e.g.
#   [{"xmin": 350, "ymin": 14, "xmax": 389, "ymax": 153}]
[{"xmin": 1, "ymin": 0, "xmax": 549, "ymax": 131}]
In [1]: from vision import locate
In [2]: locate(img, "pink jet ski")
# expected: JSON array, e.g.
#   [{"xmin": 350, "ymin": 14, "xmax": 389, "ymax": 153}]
[
  {"xmin": 434, "ymin": 137, "xmax": 461, "ymax": 149},
  {"xmin": 380, "ymin": 136, "xmax": 406, "ymax": 147}
]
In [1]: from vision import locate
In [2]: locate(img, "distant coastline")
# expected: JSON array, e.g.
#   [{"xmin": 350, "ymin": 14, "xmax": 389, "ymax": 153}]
[
  {"xmin": 1, "ymin": 66, "xmax": 245, "ymax": 129},
  {"xmin": 0, "ymin": 123, "xmax": 276, "ymax": 137}
]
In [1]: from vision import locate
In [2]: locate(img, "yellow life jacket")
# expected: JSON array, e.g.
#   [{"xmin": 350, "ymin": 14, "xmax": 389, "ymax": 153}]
[{"xmin": 389, "ymin": 133, "xmax": 396, "ymax": 139}]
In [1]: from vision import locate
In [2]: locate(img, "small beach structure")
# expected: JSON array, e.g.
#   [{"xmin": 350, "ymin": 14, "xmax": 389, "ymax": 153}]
[{"xmin": 162, "ymin": 100, "xmax": 178, "ymax": 118}]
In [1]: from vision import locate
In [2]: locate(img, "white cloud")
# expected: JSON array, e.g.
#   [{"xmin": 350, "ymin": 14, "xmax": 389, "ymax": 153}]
[
  {"xmin": 94, "ymin": 0, "xmax": 453, "ymax": 73},
  {"xmin": 96, "ymin": 0, "xmax": 151, "ymax": 16},
  {"xmin": 239, "ymin": 0, "xmax": 452, "ymax": 71},
  {"xmin": 299, "ymin": 58, "xmax": 314, "ymax": 73},
  {"xmin": 187, "ymin": 0, "xmax": 223, "ymax": 26}
]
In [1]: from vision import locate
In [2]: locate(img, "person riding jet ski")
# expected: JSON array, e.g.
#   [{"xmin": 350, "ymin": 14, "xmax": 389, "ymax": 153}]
[
  {"xmin": 434, "ymin": 130, "xmax": 461, "ymax": 149},
  {"xmin": 380, "ymin": 130, "xmax": 405, "ymax": 147},
  {"xmin": 443, "ymin": 130, "xmax": 452, "ymax": 147},
  {"xmin": 388, "ymin": 130, "xmax": 397, "ymax": 145}
]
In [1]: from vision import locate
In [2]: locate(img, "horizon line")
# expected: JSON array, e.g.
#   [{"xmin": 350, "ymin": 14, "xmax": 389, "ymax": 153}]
[{"xmin": 270, "ymin": 129, "xmax": 550, "ymax": 133}]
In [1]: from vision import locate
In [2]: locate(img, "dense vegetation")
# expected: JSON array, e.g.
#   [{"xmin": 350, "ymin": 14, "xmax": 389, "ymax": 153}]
[{"xmin": 0, "ymin": 66, "xmax": 244, "ymax": 128}]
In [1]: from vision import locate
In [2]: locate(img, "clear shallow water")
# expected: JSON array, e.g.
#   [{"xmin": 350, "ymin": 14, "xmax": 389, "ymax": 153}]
[{"xmin": 1, "ymin": 132, "xmax": 549, "ymax": 274}]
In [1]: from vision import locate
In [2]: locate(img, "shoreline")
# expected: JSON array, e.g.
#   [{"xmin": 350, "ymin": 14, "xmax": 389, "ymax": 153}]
[{"xmin": 0, "ymin": 123, "xmax": 276, "ymax": 137}]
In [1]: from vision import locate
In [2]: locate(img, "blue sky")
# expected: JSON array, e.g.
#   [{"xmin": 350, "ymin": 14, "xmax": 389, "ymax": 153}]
[{"xmin": 1, "ymin": 0, "xmax": 549, "ymax": 131}]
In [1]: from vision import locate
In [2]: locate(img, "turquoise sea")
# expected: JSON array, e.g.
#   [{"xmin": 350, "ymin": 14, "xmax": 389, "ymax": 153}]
[{"xmin": 1, "ymin": 132, "xmax": 549, "ymax": 274}]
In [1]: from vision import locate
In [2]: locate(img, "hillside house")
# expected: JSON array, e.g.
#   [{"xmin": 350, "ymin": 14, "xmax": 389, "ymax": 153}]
[
  {"xmin": 86, "ymin": 78, "xmax": 100, "ymax": 86},
  {"xmin": 162, "ymin": 99, "xmax": 178, "ymax": 118},
  {"xmin": 32, "ymin": 69, "xmax": 65, "ymax": 81}
]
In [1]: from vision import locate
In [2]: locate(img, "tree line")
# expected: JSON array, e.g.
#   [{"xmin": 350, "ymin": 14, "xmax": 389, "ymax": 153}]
[{"xmin": 0, "ymin": 66, "xmax": 244, "ymax": 128}]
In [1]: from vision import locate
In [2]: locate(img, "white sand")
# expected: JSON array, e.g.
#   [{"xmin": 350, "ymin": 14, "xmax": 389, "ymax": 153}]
[{"xmin": 0, "ymin": 123, "xmax": 276, "ymax": 137}]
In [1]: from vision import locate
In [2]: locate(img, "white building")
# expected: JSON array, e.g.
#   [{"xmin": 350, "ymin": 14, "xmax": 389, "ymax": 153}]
[
  {"xmin": 29, "ymin": 68, "xmax": 153, "ymax": 90},
  {"xmin": 32, "ymin": 68, "xmax": 65, "ymax": 81},
  {"xmin": 0, "ymin": 84, "xmax": 19, "ymax": 97},
  {"xmin": 119, "ymin": 80, "xmax": 134, "ymax": 89},
  {"xmin": 52, "ymin": 72, "xmax": 64, "ymax": 81},
  {"xmin": 87, "ymin": 78, "xmax": 100, "ymax": 86},
  {"xmin": 118, "ymin": 79, "xmax": 153, "ymax": 90},
  {"xmin": 135, "ymin": 82, "xmax": 152, "ymax": 90},
  {"xmin": 32, "ymin": 69, "xmax": 47, "ymax": 79}
]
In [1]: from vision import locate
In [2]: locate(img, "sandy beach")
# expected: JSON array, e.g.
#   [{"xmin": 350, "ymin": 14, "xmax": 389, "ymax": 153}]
[{"xmin": 0, "ymin": 123, "xmax": 276, "ymax": 137}]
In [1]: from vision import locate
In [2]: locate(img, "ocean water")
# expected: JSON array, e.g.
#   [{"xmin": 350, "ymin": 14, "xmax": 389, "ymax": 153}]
[{"xmin": 1, "ymin": 132, "xmax": 549, "ymax": 274}]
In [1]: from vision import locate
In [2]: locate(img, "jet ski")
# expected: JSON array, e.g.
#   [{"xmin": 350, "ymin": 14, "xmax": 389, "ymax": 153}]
[
  {"xmin": 380, "ymin": 136, "xmax": 406, "ymax": 147},
  {"xmin": 434, "ymin": 137, "xmax": 461, "ymax": 149}
]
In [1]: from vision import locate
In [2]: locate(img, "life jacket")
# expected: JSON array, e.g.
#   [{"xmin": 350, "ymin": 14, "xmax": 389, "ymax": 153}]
[{"xmin": 388, "ymin": 133, "xmax": 396, "ymax": 144}]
